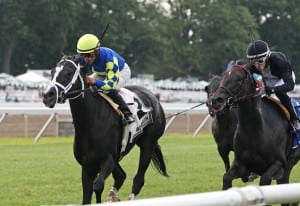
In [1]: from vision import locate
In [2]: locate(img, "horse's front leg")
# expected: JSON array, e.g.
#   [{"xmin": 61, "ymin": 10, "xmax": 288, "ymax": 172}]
[
  {"xmin": 223, "ymin": 160, "xmax": 248, "ymax": 190},
  {"xmin": 81, "ymin": 167, "xmax": 94, "ymax": 205},
  {"xmin": 260, "ymin": 160, "xmax": 284, "ymax": 185},
  {"xmin": 106, "ymin": 163, "xmax": 127, "ymax": 202},
  {"xmin": 93, "ymin": 154, "xmax": 116, "ymax": 203},
  {"xmin": 217, "ymin": 145, "xmax": 231, "ymax": 171}
]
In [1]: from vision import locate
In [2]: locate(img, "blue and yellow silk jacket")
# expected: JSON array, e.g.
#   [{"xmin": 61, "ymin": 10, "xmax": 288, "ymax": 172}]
[{"xmin": 80, "ymin": 47, "xmax": 125, "ymax": 91}]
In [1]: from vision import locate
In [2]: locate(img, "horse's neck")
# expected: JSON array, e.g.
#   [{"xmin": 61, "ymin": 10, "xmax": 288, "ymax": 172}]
[
  {"xmin": 69, "ymin": 93, "xmax": 103, "ymax": 129},
  {"xmin": 215, "ymin": 109, "xmax": 235, "ymax": 125},
  {"xmin": 237, "ymin": 98, "xmax": 263, "ymax": 128}
]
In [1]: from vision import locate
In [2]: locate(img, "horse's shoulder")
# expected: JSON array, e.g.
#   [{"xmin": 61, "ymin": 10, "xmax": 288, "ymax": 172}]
[{"xmin": 261, "ymin": 96, "xmax": 290, "ymax": 120}]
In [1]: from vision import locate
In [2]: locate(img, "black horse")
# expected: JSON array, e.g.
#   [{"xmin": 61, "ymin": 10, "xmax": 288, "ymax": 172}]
[
  {"xmin": 211, "ymin": 64, "xmax": 300, "ymax": 205},
  {"xmin": 205, "ymin": 75, "xmax": 237, "ymax": 171},
  {"xmin": 42, "ymin": 56, "xmax": 168, "ymax": 204}
]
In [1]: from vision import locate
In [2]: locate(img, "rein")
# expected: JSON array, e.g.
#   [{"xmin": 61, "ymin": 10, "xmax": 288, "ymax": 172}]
[
  {"xmin": 165, "ymin": 102, "xmax": 206, "ymax": 119},
  {"xmin": 212, "ymin": 65, "xmax": 259, "ymax": 113}
]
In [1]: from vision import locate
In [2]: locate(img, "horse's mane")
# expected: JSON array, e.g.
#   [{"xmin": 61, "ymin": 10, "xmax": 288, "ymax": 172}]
[
  {"xmin": 58, "ymin": 54, "xmax": 81, "ymax": 65},
  {"xmin": 208, "ymin": 75, "xmax": 221, "ymax": 93}
]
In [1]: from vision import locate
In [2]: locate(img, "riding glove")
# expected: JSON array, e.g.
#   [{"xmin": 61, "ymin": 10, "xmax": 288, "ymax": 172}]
[{"xmin": 265, "ymin": 86, "xmax": 275, "ymax": 96}]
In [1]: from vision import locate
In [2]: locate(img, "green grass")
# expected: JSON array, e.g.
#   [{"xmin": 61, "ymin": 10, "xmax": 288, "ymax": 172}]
[{"xmin": 0, "ymin": 133, "xmax": 299, "ymax": 205}]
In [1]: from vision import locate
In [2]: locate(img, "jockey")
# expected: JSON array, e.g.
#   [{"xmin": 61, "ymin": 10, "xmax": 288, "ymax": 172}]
[
  {"xmin": 76, "ymin": 33, "xmax": 134, "ymax": 124},
  {"xmin": 247, "ymin": 39, "xmax": 300, "ymax": 132}
]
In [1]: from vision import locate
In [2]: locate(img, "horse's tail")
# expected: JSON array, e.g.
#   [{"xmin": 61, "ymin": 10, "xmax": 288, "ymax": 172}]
[{"xmin": 151, "ymin": 143, "xmax": 169, "ymax": 177}]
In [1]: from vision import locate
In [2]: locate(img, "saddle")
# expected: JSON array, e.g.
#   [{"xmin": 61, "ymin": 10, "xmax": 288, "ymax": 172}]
[{"xmin": 264, "ymin": 96, "xmax": 290, "ymax": 120}]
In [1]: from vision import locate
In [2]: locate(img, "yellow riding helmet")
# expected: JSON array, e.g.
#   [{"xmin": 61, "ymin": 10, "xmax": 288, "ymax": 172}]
[{"xmin": 76, "ymin": 34, "xmax": 100, "ymax": 54}]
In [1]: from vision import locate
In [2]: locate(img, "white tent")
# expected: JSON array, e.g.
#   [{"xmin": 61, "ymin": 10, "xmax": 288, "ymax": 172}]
[
  {"xmin": 0, "ymin": 72, "xmax": 15, "ymax": 80},
  {"xmin": 16, "ymin": 71, "xmax": 50, "ymax": 83}
]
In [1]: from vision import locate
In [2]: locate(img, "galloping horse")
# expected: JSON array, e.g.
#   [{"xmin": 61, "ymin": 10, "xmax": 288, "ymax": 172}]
[
  {"xmin": 42, "ymin": 56, "xmax": 168, "ymax": 204},
  {"xmin": 210, "ymin": 64, "xmax": 300, "ymax": 205},
  {"xmin": 205, "ymin": 75, "xmax": 237, "ymax": 171}
]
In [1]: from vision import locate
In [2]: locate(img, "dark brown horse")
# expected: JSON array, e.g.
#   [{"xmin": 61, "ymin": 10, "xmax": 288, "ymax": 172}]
[
  {"xmin": 211, "ymin": 64, "xmax": 300, "ymax": 205},
  {"xmin": 42, "ymin": 56, "xmax": 168, "ymax": 204},
  {"xmin": 205, "ymin": 75, "xmax": 237, "ymax": 171}
]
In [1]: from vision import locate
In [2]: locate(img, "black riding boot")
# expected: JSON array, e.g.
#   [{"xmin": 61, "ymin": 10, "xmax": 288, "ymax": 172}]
[
  {"xmin": 280, "ymin": 96, "xmax": 300, "ymax": 133},
  {"xmin": 107, "ymin": 90, "xmax": 134, "ymax": 124}
]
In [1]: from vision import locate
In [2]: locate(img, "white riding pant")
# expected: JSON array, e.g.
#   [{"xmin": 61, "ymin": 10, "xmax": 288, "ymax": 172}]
[{"xmin": 264, "ymin": 71, "xmax": 295, "ymax": 88}]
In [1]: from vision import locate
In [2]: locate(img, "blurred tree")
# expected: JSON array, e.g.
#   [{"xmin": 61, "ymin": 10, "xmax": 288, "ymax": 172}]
[
  {"xmin": 0, "ymin": 0, "xmax": 299, "ymax": 82},
  {"xmin": 241, "ymin": 0, "xmax": 300, "ymax": 81},
  {"xmin": 0, "ymin": 0, "xmax": 27, "ymax": 74},
  {"xmin": 157, "ymin": 0, "xmax": 258, "ymax": 79},
  {"xmin": 15, "ymin": 0, "xmax": 79, "ymax": 74}
]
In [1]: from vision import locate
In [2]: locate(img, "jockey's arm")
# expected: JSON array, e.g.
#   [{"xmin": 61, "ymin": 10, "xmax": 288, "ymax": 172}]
[{"xmin": 95, "ymin": 56, "xmax": 120, "ymax": 92}]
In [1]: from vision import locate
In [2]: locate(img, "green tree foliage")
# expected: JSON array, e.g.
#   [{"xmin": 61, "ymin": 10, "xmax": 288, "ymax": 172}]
[
  {"xmin": 0, "ymin": 0, "xmax": 27, "ymax": 74},
  {"xmin": 0, "ymin": 0, "xmax": 299, "ymax": 81},
  {"xmin": 242, "ymin": 0, "xmax": 300, "ymax": 79}
]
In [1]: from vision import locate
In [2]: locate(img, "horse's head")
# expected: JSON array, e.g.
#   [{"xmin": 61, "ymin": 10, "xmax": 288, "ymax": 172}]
[
  {"xmin": 205, "ymin": 75, "xmax": 221, "ymax": 116},
  {"xmin": 211, "ymin": 64, "xmax": 256, "ymax": 112},
  {"xmin": 43, "ymin": 56, "xmax": 86, "ymax": 108}
]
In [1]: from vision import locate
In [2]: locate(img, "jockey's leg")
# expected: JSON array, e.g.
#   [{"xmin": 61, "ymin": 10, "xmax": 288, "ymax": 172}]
[
  {"xmin": 277, "ymin": 92, "xmax": 300, "ymax": 132},
  {"xmin": 107, "ymin": 90, "xmax": 134, "ymax": 124}
]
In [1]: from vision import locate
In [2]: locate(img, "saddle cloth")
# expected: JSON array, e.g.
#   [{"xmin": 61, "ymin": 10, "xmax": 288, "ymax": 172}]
[
  {"xmin": 99, "ymin": 88, "xmax": 153, "ymax": 158},
  {"xmin": 119, "ymin": 88, "xmax": 153, "ymax": 157}
]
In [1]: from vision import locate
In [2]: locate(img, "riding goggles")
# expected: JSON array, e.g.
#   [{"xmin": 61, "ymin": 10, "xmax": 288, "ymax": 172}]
[
  {"xmin": 253, "ymin": 56, "xmax": 267, "ymax": 64},
  {"xmin": 81, "ymin": 52, "xmax": 94, "ymax": 58}
]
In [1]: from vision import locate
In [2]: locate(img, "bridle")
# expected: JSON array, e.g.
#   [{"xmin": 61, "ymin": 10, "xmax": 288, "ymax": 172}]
[
  {"xmin": 211, "ymin": 65, "xmax": 259, "ymax": 113},
  {"xmin": 49, "ymin": 58, "xmax": 86, "ymax": 103}
]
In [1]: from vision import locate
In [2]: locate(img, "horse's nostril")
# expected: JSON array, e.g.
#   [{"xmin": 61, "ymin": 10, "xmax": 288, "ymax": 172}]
[{"xmin": 216, "ymin": 97, "xmax": 224, "ymax": 104}]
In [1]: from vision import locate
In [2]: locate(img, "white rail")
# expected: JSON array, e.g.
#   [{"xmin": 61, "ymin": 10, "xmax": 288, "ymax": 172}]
[
  {"xmin": 0, "ymin": 102, "xmax": 210, "ymax": 142},
  {"xmin": 100, "ymin": 183, "xmax": 300, "ymax": 206}
]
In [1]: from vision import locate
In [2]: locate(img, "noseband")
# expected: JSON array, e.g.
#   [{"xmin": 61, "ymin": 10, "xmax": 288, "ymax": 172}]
[{"xmin": 49, "ymin": 59, "xmax": 85, "ymax": 103}]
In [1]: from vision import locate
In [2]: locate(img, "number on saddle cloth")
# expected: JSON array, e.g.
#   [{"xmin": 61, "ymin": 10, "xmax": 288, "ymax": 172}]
[
  {"xmin": 119, "ymin": 88, "xmax": 153, "ymax": 156},
  {"xmin": 291, "ymin": 98, "xmax": 300, "ymax": 148}
]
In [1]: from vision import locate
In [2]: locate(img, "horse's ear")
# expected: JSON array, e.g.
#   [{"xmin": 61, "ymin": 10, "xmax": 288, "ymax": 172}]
[
  {"xmin": 204, "ymin": 85, "xmax": 208, "ymax": 93},
  {"xmin": 208, "ymin": 72, "xmax": 215, "ymax": 80}
]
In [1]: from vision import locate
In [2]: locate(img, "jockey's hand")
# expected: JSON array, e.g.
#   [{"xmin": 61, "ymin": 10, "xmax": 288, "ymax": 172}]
[
  {"xmin": 85, "ymin": 76, "xmax": 96, "ymax": 85},
  {"xmin": 265, "ymin": 86, "xmax": 275, "ymax": 96},
  {"xmin": 89, "ymin": 85, "xmax": 98, "ymax": 93}
]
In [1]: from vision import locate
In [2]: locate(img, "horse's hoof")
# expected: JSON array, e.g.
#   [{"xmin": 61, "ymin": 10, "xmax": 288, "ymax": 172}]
[
  {"xmin": 128, "ymin": 194, "xmax": 135, "ymax": 200},
  {"xmin": 106, "ymin": 196, "xmax": 121, "ymax": 203}
]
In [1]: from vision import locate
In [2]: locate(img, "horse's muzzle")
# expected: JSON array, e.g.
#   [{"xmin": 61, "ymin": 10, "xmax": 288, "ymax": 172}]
[{"xmin": 42, "ymin": 88, "xmax": 57, "ymax": 108}]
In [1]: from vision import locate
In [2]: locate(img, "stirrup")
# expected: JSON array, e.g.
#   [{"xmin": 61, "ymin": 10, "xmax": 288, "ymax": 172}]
[
  {"xmin": 122, "ymin": 114, "xmax": 134, "ymax": 125},
  {"xmin": 291, "ymin": 120, "xmax": 300, "ymax": 132},
  {"xmin": 125, "ymin": 115, "xmax": 134, "ymax": 124}
]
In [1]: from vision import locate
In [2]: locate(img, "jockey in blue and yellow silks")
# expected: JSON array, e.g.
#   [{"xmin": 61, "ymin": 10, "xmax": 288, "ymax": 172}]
[{"xmin": 76, "ymin": 33, "xmax": 134, "ymax": 124}]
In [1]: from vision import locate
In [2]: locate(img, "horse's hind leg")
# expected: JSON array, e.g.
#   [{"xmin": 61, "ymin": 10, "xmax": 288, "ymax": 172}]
[
  {"xmin": 106, "ymin": 163, "xmax": 126, "ymax": 202},
  {"xmin": 129, "ymin": 144, "xmax": 153, "ymax": 200}
]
